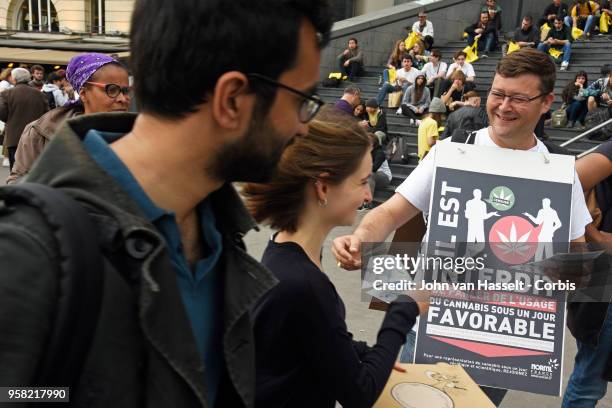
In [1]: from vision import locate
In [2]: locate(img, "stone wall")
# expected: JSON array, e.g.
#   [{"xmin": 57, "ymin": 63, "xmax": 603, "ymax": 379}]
[{"xmin": 321, "ymin": 0, "xmax": 550, "ymax": 76}]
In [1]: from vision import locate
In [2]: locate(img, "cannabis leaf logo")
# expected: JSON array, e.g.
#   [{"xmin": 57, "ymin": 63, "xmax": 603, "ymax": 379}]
[
  {"xmin": 494, "ymin": 222, "xmax": 532, "ymax": 256},
  {"xmin": 488, "ymin": 186, "xmax": 515, "ymax": 211},
  {"xmin": 489, "ymin": 216, "xmax": 538, "ymax": 265}
]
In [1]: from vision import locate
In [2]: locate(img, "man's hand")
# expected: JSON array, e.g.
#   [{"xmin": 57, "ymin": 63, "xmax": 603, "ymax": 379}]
[
  {"xmin": 475, "ymin": 28, "xmax": 483, "ymax": 34},
  {"xmin": 344, "ymin": 60, "xmax": 350, "ymax": 67},
  {"xmin": 475, "ymin": 33, "xmax": 482, "ymax": 40},
  {"xmin": 359, "ymin": 120, "xmax": 368, "ymax": 128},
  {"xmin": 343, "ymin": 49, "xmax": 350, "ymax": 56},
  {"xmin": 332, "ymin": 235, "xmax": 363, "ymax": 270}
]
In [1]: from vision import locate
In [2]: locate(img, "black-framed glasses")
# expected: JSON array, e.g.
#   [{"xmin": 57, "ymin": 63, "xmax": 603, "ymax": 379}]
[
  {"xmin": 488, "ymin": 89, "xmax": 547, "ymax": 105},
  {"xmin": 246, "ymin": 73, "xmax": 324, "ymax": 123},
  {"xmin": 86, "ymin": 82, "xmax": 131, "ymax": 99}
]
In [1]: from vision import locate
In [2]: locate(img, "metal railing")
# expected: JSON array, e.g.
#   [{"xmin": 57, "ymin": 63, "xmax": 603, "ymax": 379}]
[{"xmin": 560, "ymin": 117, "xmax": 612, "ymax": 155}]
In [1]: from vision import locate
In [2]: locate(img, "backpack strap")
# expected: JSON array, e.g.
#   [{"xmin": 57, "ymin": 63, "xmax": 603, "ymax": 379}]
[
  {"xmin": 0, "ymin": 183, "xmax": 104, "ymax": 387},
  {"xmin": 450, "ymin": 130, "xmax": 477, "ymax": 144}
]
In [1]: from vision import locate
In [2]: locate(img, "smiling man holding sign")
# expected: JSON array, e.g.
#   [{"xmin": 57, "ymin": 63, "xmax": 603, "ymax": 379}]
[{"xmin": 332, "ymin": 48, "xmax": 592, "ymax": 405}]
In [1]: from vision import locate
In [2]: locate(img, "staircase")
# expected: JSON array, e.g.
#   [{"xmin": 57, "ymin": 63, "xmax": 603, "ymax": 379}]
[{"xmin": 318, "ymin": 36, "xmax": 612, "ymax": 204}]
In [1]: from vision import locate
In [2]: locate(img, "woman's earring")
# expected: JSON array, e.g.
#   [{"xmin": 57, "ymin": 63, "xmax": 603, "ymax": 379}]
[{"xmin": 318, "ymin": 198, "xmax": 328, "ymax": 208}]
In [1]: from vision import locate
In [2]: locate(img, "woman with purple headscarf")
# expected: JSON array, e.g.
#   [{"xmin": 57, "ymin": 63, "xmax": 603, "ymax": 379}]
[{"xmin": 7, "ymin": 53, "xmax": 131, "ymax": 184}]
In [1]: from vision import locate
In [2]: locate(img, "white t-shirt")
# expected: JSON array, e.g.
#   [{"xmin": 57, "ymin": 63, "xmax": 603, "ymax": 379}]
[
  {"xmin": 395, "ymin": 127, "xmax": 592, "ymax": 240},
  {"xmin": 412, "ymin": 20, "xmax": 434, "ymax": 37},
  {"xmin": 446, "ymin": 62, "xmax": 476, "ymax": 79},
  {"xmin": 421, "ymin": 61, "xmax": 448, "ymax": 81},
  {"xmin": 396, "ymin": 67, "xmax": 421, "ymax": 86}
]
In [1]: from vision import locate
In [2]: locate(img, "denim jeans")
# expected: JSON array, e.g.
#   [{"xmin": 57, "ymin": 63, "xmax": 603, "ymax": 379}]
[
  {"xmin": 399, "ymin": 330, "xmax": 508, "ymax": 406},
  {"xmin": 537, "ymin": 42, "xmax": 572, "ymax": 63},
  {"xmin": 467, "ymin": 32, "xmax": 495, "ymax": 53},
  {"xmin": 562, "ymin": 304, "xmax": 612, "ymax": 408},
  {"xmin": 566, "ymin": 99, "xmax": 589, "ymax": 124}
]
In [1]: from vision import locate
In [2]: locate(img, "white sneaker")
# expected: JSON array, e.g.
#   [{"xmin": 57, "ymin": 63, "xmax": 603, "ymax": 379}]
[
  {"xmin": 396, "ymin": 108, "xmax": 402, "ymax": 115},
  {"xmin": 560, "ymin": 61, "xmax": 569, "ymax": 71},
  {"xmin": 2, "ymin": 157, "xmax": 9, "ymax": 167},
  {"xmin": 409, "ymin": 119, "xmax": 414, "ymax": 125}
]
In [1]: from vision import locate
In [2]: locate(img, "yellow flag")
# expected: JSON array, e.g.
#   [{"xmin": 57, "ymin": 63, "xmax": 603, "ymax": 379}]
[
  {"xmin": 404, "ymin": 31, "xmax": 420, "ymax": 50},
  {"xmin": 540, "ymin": 23, "xmax": 551, "ymax": 42},
  {"xmin": 507, "ymin": 41, "xmax": 520, "ymax": 54},
  {"xmin": 548, "ymin": 48, "xmax": 563, "ymax": 59},
  {"xmin": 600, "ymin": 14, "xmax": 611, "ymax": 34},
  {"xmin": 572, "ymin": 26, "xmax": 584, "ymax": 40},
  {"xmin": 328, "ymin": 72, "xmax": 342, "ymax": 79},
  {"xmin": 462, "ymin": 39, "xmax": 479, "ymax": 63},
  {"xmin": 388, "ymin": 68, "xmax": 397, "ymax": 84}
]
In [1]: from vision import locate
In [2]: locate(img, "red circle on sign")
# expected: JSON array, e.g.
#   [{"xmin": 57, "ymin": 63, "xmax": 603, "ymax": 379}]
[{"xmin": 489, "ymin": 216, "xmax": 540, "ymax": 265}]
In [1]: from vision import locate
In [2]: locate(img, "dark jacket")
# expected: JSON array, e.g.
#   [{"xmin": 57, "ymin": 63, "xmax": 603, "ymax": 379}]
[
  {"xmin": 8, "ymin": 104, "xmax": 83, "ymax": 184},
  {"xmin": 465, "ymin": 20, "xmax": 497, "ymax": 37},
  {"xmin": 442, "ymin": 106, "xmax": 488, "ymax": 139},
  {"xmin": 366, "ymin": 110, "xmax": 388, "ymax": 134},
  {"xmin": 513, "ymin": 26, "xmax": 539, "ymax": 45},
  {"xmin": 0, "ymin": 112, "xmax": 278, "ymax": 407},
  {"xmin": 542, "ymin": 2, "xmax": 569, "ymax": 20},
  {"xmin": 0, "ymin": 83, "xmax": 49, "ymax": 147}
]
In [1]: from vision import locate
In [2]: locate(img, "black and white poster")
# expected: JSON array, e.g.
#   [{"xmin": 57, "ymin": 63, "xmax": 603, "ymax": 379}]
[{"xmin": 414, "ymin": 142, "xmax": 576, "ymax": 396}]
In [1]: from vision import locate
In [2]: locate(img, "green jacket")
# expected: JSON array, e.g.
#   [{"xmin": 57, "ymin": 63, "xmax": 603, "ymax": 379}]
[{"xmin": 0, "ymin": 112, "xmax": 277, "ymax": 407}]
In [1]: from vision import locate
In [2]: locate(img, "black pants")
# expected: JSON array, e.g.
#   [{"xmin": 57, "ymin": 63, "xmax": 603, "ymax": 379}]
[
  {"xmin": 336, "ymin": 56, "xmax": 362, "ymax": 80},
  {"xmin": 8, "ymin": 146, "xmax": 17, "ymax": 171}
]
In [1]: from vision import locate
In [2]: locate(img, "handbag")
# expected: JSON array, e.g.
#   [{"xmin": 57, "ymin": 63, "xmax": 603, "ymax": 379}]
[
  {"xmin": 551, "ymin": 106, "xmax": 568, "ymax": 128},
  {"xmin": 572, "ymin": 26, "xmax": 584, "ymax": 40},
  {"xmin": 585, "ymin": 107, "xmax": 612, "ymax": 140},
  {"xmin": 388, "ymin": 91, "xmax": 403, "ymax": 108}
]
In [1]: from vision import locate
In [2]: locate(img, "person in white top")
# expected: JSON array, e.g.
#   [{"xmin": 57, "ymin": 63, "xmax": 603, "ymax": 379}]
[
  {"xmin": 421, "ymin": 49, "xmax": 447, "ymax": 97},
  {"xmin": 375, "ymin": 56, "xmax": 421, "ymax": 106},
  {"xmin": 445, "ymin": 50, "xmax": 476, "ymax": 82},
  {"xmin": 332, "ymin": 48, "xmax": 592, "ymax": 405},
  {"xmin": 411, "ymin": 11, "xmax": 435, "ymax": 50}
]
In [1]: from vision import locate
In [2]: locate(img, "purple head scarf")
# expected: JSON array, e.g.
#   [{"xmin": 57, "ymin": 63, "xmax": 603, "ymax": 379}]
[{"xmin": 66, "ymin": 52, "xmax": 117, "ymax": 93}]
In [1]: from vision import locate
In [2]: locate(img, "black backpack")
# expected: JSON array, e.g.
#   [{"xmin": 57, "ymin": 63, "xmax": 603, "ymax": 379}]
[
  {"xmin": 43, "ymin": 90, "xmax": 56, "ymax": 110},
  {"xmin": 0, "ymin": 183, "xmax": 103, "ymax": 388},
  {"xmin": 451, "ymin": 131, "xmax": 574, "ymax": 155}
]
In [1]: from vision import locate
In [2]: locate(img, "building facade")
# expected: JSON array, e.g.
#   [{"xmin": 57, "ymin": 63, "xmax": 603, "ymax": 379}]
[{"xmin": 0, "ymin": 0, "xmax": 134, "ymax": 35}]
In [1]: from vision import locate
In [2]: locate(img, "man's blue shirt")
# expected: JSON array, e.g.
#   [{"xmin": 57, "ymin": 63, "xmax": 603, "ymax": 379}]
[{"xmin": 83, "ymin": 129, "xmax": 223, "ymax": 405}]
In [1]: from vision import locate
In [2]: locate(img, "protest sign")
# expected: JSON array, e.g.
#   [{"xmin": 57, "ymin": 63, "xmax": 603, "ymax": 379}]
[{"xmin": 414, "ymin": 142, "xmax": 575, "ymax": 396}]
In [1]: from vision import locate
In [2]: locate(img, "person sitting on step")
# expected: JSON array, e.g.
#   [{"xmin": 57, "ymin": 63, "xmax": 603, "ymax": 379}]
[
  {"xmin": 561, "ymin": 70, "xmax": 590, "ymax": 130},
  {"xmin": 445, "ymin": 50, "xmax": 476, "ymax": 82},
  {"xmin": 464, "ymin": 11, "xmax": 497, "ymax": 58},
  {"xmin": 375, "ymin": 56, "xmax": 420, "ymax": 106},
  {"xmin": 400, "ymin": 74, "xmax": 431, "ymax": 123},
  {"xmin": 537, "ymin": 15, "xmax": 573, "ymax": 71}
]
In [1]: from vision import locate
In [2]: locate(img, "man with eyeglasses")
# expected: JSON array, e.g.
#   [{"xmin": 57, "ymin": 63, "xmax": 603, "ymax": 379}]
[
  {"xmin": 0, "ymin": 0, "xmax": 332, "ymax": 407},
  {"xmin": 332, "ymin": 47, "xmax": 592, "ymax": 407}
]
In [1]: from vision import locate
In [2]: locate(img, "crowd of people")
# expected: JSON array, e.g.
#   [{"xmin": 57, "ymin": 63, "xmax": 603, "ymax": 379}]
[
  {"xmin": 328, "ymin": 0, "xmax": 611, "ymax": 197},
  {"xmin": 0, "ymin": 0, "xmax": 609, "ymax": 407}
]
